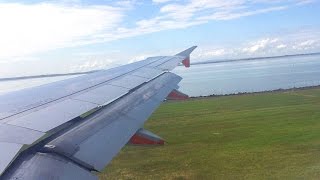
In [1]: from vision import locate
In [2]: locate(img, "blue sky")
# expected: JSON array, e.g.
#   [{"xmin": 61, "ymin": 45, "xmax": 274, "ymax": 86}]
[{"xmin": 0, "ymin": 0, "xmax": 319, "ymax": 76}]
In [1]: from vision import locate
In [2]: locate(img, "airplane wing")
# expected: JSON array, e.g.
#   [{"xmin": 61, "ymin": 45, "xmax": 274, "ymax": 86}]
[{"xmin": 0, "ymin": 46, "xmax": 197, "ymax": 180}]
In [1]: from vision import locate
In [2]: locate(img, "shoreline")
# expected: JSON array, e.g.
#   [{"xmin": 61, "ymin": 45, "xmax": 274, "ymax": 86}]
[
  {"xmin": 190, "ymin": 52, "xmax": 320, "ymax": 66},
  {"xmin": 189, "ymin": 85, "xmax": 320, "ymax": 99}
]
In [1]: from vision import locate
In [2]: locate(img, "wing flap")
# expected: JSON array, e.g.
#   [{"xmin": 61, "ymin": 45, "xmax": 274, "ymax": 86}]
[
  {"xmin": 70, "ymin": 84, "xmax": 128, "ymax": 105},
  {"xmin": 0, "ymin": 142, "xmax": 23, "ymax": 175},
  {"xmin": 130, "ymin": 67, "xmax": 164, "ymax": 79},
  {"xmin": 41, "ymin": 73, "xmax": 181, "ymax": 171},
  {"xmin": 107, "ymin": 75, "xmax": 149, "ymax": 89},
  {"xmin": 71, "ymin": 81, "xmax": 176, "ymax": 170},
  {"xmin": 2, "ymin": 153, "xmax": 97, "ymax": 180},
  {"xmin": 156, "ymin": 57, "xmax": 184, "ymax": 70},
  {"xmin": 0, "ymin": 124, "xmax": 44, "ymax": 144},
  {"xmin": 147, "ymin": 56, "xmax": 174, "ymax": 69},
  {"xmin": 129, "ymin": 128, "xmax": 164, "ymax": 145},
  {"xmin": 0, "ymin": 56, "xmax": 164, "ymax": 120},
  {"xmin": 6, "ymin": 99, "xmax": 97, "ymax": 132}
]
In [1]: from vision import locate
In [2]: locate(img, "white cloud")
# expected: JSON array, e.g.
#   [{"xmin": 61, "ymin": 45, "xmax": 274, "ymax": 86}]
[
  {"xmin": 242, "ymin": 38, "xmax": 279, "ymax": 53},
  {"xmin": 194, "ymin": 48, "xmax": 227, "ymax": 60},
  {"xmin": 152, "ymin": 0, "xmax": 174, "ymax": 4},
  {"xmin": 296, "ymin": 0, "xmax": 315, "ymax": 5},
  {"xmin": 0, "ymin": 0, "xmax": 316, "ymax": 63},
  {"xmin": 192, "ymin": 29, "xmax": 320, "ymax": 61},
  {"xmin": 276, "ymin": 44, "xmax": 287, "ymax": 49},
  {"xmin": 159, "ymin": 0, "xmax": 291, "ymax": 21},
  {"xmin": 70, "ymin": 59, "xmax": 115, "ymax": 72},
  {"xmin": 0, "ymin": 3, "xmax": 124, "ymax": 60},
  {"xmin": 108, "ymin": 0, "xmax": 305, "ymax": 44},
  {"xmin": 18, "ymin": 30, "xmax": 320, "ymax": 73},
  {"xmin": 198, "ymin": 6, "xmax": 288, "ymax": 21},
  {"xmin": 298, "ymin": 40, "xmax": 316, "ymax": 47}
]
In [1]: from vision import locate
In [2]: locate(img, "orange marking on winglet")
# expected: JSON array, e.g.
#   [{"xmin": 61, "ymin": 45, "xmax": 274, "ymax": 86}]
[{"xmin": 182, "ymin": 57, "xmax": 190, "ymax": 68}]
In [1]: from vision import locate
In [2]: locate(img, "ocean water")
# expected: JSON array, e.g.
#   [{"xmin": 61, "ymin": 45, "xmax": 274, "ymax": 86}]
[
  {"xmin": 0, "ymin": 54, "xmax": 320, "ymax": 96},
  {"xmin": 173, "ymin": 54, "xmax": 320, "ymax": 96}
]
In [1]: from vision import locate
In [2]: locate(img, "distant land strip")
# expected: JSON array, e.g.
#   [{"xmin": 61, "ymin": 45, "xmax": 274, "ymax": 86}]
[
  {"xmin": 190, "ymin": 52, "xmax": 320, "ymax": 66},
  {"xmin": 189, "ymin": 85, "xmax": 320, "ymax": 99},
  {"xmin": 0, "ymin": 70, "xmax": 100, "ymax": 82}
]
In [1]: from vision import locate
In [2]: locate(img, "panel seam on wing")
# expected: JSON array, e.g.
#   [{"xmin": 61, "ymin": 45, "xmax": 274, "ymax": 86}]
[{"xmin": 0, "ymin": 56, "xmax": 168, "ymax": 121}]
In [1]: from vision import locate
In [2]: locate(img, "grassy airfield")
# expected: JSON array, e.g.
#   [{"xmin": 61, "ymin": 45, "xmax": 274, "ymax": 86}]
[{"xmin": 100, "ymin": 87, "xmax": 320, "ymax": 179}]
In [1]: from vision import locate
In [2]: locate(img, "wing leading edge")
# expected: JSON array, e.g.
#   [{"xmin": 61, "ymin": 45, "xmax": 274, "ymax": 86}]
[{"xmin": 0, "ymin": 46, "xmax": 197, "ymax": 180}]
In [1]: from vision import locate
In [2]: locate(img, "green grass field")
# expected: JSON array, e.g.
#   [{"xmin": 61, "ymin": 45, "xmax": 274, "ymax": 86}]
[{"xmin": 99, "ymin": 88, "xmax": 320, "ymax": 180}]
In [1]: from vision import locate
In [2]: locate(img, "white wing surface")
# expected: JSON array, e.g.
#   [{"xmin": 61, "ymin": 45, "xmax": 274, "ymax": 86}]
[{"xmin": 0, "ymin": 46, "xmax": 197, "ymax": 180}]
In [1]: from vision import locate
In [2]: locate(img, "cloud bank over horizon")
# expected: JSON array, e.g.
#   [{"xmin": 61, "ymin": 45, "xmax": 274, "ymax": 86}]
[{"xmin": 0, "ymin": 0, "xmax": 319, "ymax": 75}]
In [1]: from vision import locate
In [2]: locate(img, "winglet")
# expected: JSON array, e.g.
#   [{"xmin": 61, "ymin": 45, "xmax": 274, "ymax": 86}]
[
  {"xmin": 175, "ymin": 46, "xmax": 197, "ymax": 57},
  {"xmin": 176, "ymin": 46, "xmax": 197, "ymax": 68}
]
